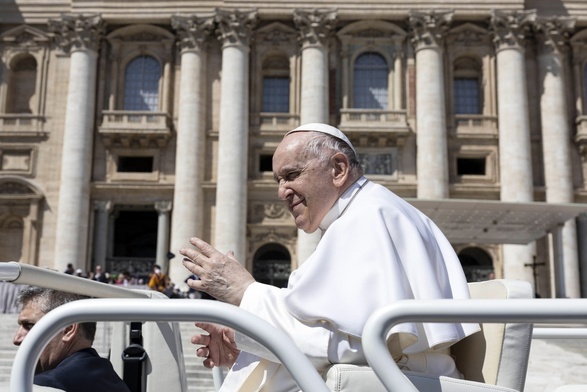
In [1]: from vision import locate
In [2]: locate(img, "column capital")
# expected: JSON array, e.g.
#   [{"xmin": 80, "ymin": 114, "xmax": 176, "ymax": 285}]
[
  {"xmin": 93, "ymin": 200, "xmax": 113, "ymax": 213},
  {"xmin": 214, "ymin": 8, "xmax": 258, "ymax": 48},
  {"xmin": 408, "ymin": 10, "xmax": 453, "ymax": 50},
  {"xmin": 172, "ymin": 14, "xmax": 215, "ymax": 53},
  {"xmin": 48, "ymin": 14, "xmax": 104, "ymax": 53},
  {"xmin": 534, "ymin": 16, "xmax": 575, "ymax": 55},
  {"xmin": 155, "ymin": 201, "xmax": 173, "ymax": 214},
  {"xmin": 293, "ymin": 8, "xmax": 337, "ymax": 47},
  {"xmin": 490, "ymin": 10, "xmax": 536, "ymax": 51}
]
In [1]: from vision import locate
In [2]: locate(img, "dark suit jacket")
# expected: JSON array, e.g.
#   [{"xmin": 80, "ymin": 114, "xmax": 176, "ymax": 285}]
[{"xmin": 34, "ymin": 348, "xmax": 130, "ymax": 392}]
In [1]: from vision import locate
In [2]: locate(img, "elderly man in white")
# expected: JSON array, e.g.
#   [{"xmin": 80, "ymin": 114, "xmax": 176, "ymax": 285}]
[{"xmin": 180, "ymin": 123, "xmax": 479, "ymax": 391}]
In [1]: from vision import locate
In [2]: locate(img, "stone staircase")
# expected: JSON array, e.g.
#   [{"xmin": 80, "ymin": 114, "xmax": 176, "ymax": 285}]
[{"xmin": 0, "ymin": 313, "xmax": 216, "ymax": 392}]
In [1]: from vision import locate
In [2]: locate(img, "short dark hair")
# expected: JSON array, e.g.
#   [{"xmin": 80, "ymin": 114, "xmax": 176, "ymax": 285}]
[{"xmin": 15, "ymin": 286, "xmax": 97, "ymax": 343}]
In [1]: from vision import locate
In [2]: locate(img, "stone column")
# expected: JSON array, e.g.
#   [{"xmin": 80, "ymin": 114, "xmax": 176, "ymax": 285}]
[
  {"xmin": 392, "ymin": 37, "xmax": 405, "ymax": 111},
  {"xmin": 535, "ymin": 17, "xmax": 579, "ymax": 297},
  {"xmin": 169, "ymin": 15, "xmax": 214, "ymax": 285},
  {"xmin": 213, "ymin": 9, "xmax": 258, "ymax": 262},
  {"xmin": 491, "ymin": 10, "xmax": 537, "ymax": 286},
  {"xmin": 577, "ymin": 213, "xmax": 587, "ymax": 297},
  {"xmin": 49, "ymin": 15, "xmax": 104, "ymax": 272},
  {"xmin": 155, "ymin": 201, "xmax": 173, "ymax": 272},
  {"xmin": 92, "ymin": 201, "xmax": 112, "ymax": 269},
  {"xmin": 293, "ymin": 9, "xmax": 337, "ymax": 264},
  {"xmin": 409, "ymin": 10, "xmax": 453, "ymax": 199}
]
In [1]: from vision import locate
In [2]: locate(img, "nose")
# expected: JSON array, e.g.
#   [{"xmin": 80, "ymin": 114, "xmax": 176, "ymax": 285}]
[
  {"xmin": 277, "ymin": 181, "xmax": 292, "ymax": 201},
  {"xmin": 13, "ymin": 327, "xmax": 26, "ymax": 346}
]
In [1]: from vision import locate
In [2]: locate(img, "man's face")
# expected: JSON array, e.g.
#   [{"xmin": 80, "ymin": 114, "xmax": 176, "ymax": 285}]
[
  {"xmin": 14, "ymin": 301, "xmax": 68, "ymax": 373},
  {"xmin": 273, "ymin": 133, "xmax": 340, "ymax": 233}
]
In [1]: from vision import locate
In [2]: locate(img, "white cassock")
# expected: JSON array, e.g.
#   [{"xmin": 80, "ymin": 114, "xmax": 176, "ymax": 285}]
[{"xmin": 219, "ymin": 177, "xmax": 480, "ymax": 392}]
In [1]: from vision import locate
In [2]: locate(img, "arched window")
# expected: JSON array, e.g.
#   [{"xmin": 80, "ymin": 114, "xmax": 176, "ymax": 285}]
[
  {"xmin": 453, "ymin": 57, "xmax": 481, "ymax": 115},
  {"xmin": 353, "ymin": 52, "xmax": 388, "ymax": 109},
  {"xmin": 0, "ymin": 215, "xmax": 24, "ymax": 261},
  {"xmin": 123, "ymin": 55, "xmax": 161, "ymax": 111},
  {"xmin": 458, "ymin": 247, "xmax": 493, "ymax": 282},
  {"xmin": 7, "ymin": 56, "xmax": 37, "ymax": 114},
  {"xmin": 253, "ymin": 243, "xmax": 291, "ymax": 288},
  {"xmin": 262, "ymin": 56, "xmax": 290, "ymax": 113}
]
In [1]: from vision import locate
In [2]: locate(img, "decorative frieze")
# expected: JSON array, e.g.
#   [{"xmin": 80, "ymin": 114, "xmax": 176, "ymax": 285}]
[{"xmin": 48, "ymin": 14, "xmax": 105, "ymax": 53}]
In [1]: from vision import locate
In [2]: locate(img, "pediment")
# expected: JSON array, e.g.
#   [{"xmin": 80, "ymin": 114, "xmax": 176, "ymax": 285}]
[
  {"xmin": 338, "ymin": 20, "xmax": 406, "ymax": 38},
  {"xmin": 448, "ymin": 22, "xmax": 490, "ymax": 45},
  {"xmin": 0, "ymin": 25, "xmax": 50, "ymax": 45},
  {"xmin": 256, "ymin": 22, "xmax": 297, "ymax": 45},
  {"xmin": 107, "ymin": 24, "xmax": 175, "ymax": 42}
]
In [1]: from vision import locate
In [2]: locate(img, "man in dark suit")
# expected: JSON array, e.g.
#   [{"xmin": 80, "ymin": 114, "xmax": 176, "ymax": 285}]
[{"xmin": 13, "ymin": 286, "xmax": 130, "ymax": 392}]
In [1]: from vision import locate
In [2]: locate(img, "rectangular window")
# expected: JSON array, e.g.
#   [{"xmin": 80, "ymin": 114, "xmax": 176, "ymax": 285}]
[
  {"xmin": 259, "ymin": 154, "xmax": 273, "ymax": 172},
  {"xmin": 262, "ymin": 77, "xmax": 289, "ymax": 113},
  {"xmin": 457, "ymin": 157, "xmax": 486, "ymax": 176},
  {"xmin": 454, "ymin": 78, "xmax": 480, "ymax": 115},
  {"xmin": 118, "ymin": 156, "xmax": 154, "ymax": 173}
]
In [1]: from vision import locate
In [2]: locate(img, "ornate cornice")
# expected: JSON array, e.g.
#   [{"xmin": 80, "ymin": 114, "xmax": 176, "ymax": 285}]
[
  {"xmin": 215, "ymin": 8, "xmax": 258, "ymax": 48},
  {"xmin": 490, "ymin": 9, "xmax": 536, "ymax": 51},
  {"xmin": 408, "ymin": 10, "xmax": 453, "ymax": 50},
  {"xmin": 534, "ymin": 16, "xmax": 575, "ymax": 55},
  {"xmin": 48, "ymin": 14, "xmax": 105, "ymax": 54},
  {"xmin": 171, "ymin": 14, "xmax": 215, "ymax": 52},
  {"xmin": 293, "ymin": 8, "xmax": 337, "ymax": 47}
]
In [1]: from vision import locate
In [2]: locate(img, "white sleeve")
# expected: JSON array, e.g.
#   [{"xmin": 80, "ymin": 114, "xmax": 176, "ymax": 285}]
[{"xmin": 235, "ymin": 282, "xmax": 332, "ymax": 368}]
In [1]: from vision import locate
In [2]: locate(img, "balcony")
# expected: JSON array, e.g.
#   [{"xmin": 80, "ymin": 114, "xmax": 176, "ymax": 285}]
[
  {"xmin": 0, "ymin": 114, "xmax": 46, "ymax": 138},
  {"xmin": 453, "ymin": 114, "xmax": 498, "ymax": 139},
  {"xmin": 339, "ymin": 109, "xmax": 409, "ymax": 131},
  {"xmin": 98, "ymin": 111, "xmax": 172, "ymax": 148},
  {"xmin": 251, "ymin": 113, "xmax": 300, "ymax": 134}
]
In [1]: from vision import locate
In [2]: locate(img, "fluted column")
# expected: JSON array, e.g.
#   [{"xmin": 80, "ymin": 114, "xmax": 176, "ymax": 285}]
[
  {"xmin": 50, "ymin": 15, "xmax": 104, "ymax": 272},
  {"xmin": 293, "ymin": 9, "xmax": 337, "ymax": 264},
  {"xmin": 535, "ymin": 17, "xmax": 579, "ymax": 297},
  {"xmin": 155, "ymin": 201, "xmax": 173, "ymax": 271},
  {"xmin": 491, "ymin": 10, "xmax": 537, "ymax": 286},
  {"xmin": 169, "ymin": 15, "xmax": 214, "ymax": 285},
  {"xmin": 93, "ymin": 201, "xmax": 112, "ymax": 269},
  {"xmin": 214, "ymin": 9, "xmax": 258, "ymax": 262},
  {"xmin": 409, "ymin": 10, "xmax": 452, "ymax": 199}
]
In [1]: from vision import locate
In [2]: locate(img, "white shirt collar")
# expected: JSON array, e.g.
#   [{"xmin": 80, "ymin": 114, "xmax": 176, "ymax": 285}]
[{"xmin": 319, "ymin": 176, "xmax": 368, "ymax": 232}]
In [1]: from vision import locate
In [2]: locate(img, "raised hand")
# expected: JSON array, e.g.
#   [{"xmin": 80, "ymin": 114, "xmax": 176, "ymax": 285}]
[{"xmin": 180, "ymin": 237, "xmax": 256, "ymax": 306}]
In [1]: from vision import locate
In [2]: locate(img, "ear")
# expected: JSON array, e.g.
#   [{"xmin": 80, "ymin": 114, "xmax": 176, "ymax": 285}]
[
  {"xmin": 61, "ymin": 324, "xmax": 78, "ymax": 342},
  {"xmin": 330, "ymin": 152, "xmax": 350, "ymax": 188}
]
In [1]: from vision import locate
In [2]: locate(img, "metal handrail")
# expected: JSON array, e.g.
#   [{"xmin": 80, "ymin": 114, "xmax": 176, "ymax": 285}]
[
  {"xmin": 0, "ymin": 261, "xmax": 149, "ymax": 299},
  {"xmin": 362, "ymin": 298, "xmax": 587, "ymax": 392},
  {"xmin": 10, "ymin": 298, "xmax": 329, "ymax": 392}
]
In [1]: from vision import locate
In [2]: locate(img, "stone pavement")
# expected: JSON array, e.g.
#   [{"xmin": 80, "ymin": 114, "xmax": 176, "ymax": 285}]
[
  {"xmin": 2, "ymin": 311, "xmax": 587, "ymax": 391},
  {"xmin": 526, "ymin": 337, "xmax": 587, "ymax": 391}
]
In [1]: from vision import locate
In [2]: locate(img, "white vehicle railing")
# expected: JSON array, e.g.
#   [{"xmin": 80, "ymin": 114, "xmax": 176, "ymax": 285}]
[
  {"xmin": 533, "ymin": 327, "xmax": 587, "ymax": 339},
  {"xmin": 0, "ymin": 261, "xmax": 149, "ymax": 299},
  {"xmin": 10, "ymin": 298, "xmax": 330, "ymax": 392},
  {"xmin": 362, "ymin": 298, "xmax": 587, "ymax": 392}
]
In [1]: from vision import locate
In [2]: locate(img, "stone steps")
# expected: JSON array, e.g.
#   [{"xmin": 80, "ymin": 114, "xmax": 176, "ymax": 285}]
[{"xmin": 0, "ymin": 313, "xmax": 216, "ymax": 392}]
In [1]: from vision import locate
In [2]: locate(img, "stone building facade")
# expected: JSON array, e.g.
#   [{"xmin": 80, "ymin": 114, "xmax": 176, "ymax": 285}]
[{"xmin": 1, "ymin": 1, "xmax": 587, "ymax": 298}]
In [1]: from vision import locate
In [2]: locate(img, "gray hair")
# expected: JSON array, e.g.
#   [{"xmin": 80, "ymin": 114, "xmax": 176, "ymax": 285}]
[
  {"xmin": 305, "ymin": 132, "xmax": 363, "ymax": 175},
  {"xmin": 15, "ymin": 286, "xmax": 97, "ymax": 342}
]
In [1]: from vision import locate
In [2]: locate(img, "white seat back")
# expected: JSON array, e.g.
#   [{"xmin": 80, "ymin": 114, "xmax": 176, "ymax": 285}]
[
  {"xmin": 325, "ymin": 279, "xmax": 534, "ymax": 392},
  {"xmin": 451, "ymin": 279, "xmax": 534, "ymax": 390}
]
